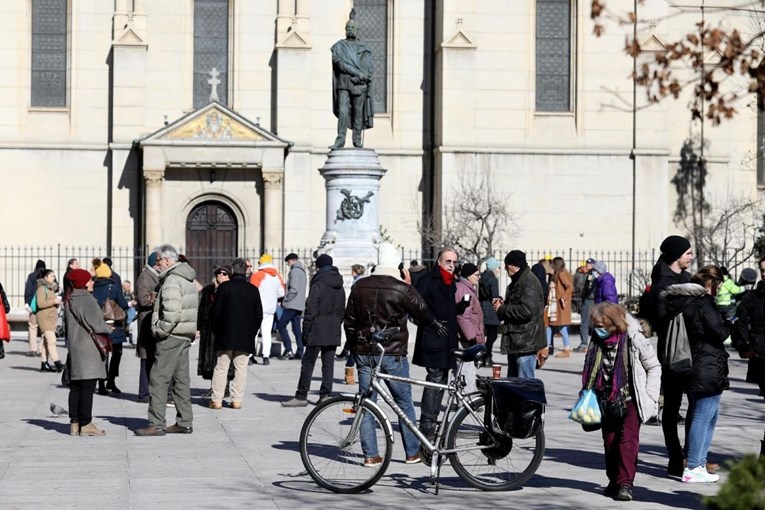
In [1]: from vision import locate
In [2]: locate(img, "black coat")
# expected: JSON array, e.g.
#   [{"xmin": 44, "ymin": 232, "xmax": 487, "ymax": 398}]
[
  {"xmin": 197, "ymin": 283, "xmax": 217, "ymax": 378},
  {"xmin": 479, "ymin": 269, "xmax": 500, "ymax": 326},
  {"xmin": 664, "ymin": 283, "xmax": 729, "ymax": 396},
  {"xmin": 211, "ymin": 274, "xmax": 263, "ymax": 354},
  {"xmin": 497, "ymin": 266, "xmax": 547, "ymax": 356},
  {"xmin": 646, "ymin": 259, "xmax": 691, "ymax": 347},
  {"xmin": 413, "ymin": 265, "xmax": 459, "ymax": 369},
  {"xmin": 733, "ymin": 281, "xmax": 765, "ymax": 392},
  {"xmin": 303, "ymin": 266, "xmax": 346, "ymax": 347},
  {"xmin": 0, "ymin": 283, "xmax": 9, "ymax": 314}
]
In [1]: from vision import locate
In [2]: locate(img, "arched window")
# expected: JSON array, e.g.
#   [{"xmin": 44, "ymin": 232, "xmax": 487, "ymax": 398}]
[
  {"xmin": 535, "ymin": 0, "xmax": 574, "ymax": 113},
  {"xmin": 31, "ymin": 0, "xmax": 68, "ymax": 107},
  {"xmin": 354, "ymin": 0, "xmax": 389, "ymax": 114},
  {"xmin": 193, "ymin": 0, "xmax": 229, "ymax": 108}
]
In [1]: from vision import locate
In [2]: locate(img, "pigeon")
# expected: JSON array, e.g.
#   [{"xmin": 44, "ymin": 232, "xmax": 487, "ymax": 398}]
[{"xmin": 50, "ymin": 403, "xmax": 67, "ymax": 416}]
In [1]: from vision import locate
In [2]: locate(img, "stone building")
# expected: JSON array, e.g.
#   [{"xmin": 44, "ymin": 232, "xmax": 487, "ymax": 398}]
[{"xmin": 0, "ymin": 0, "xmax": 761, "ymax": 290}]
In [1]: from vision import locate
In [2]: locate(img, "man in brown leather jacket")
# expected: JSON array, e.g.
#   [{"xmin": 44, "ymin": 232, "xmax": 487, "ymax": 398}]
[{"xmin": 343, "ymin": 243, "xmax": 429, "ymax": 466}]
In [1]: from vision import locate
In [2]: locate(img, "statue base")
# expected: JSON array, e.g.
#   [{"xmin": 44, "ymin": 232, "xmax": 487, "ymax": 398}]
[{"xmin": 316, "ymin": 148, "xmax": 387, "ymax": 288}]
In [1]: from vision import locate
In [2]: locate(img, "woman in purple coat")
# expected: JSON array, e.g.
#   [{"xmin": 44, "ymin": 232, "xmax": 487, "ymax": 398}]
[
  {"xmin": 594, "ymin": 261, "xmax": 619, "ymax": 304},
  {"xmin": 454, "ymin": 263, "xmax": 485, "ymax": 393}
]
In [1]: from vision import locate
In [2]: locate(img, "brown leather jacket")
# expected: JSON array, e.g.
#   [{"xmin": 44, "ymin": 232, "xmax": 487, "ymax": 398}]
[{"xmin": 344, "ymin": 270, "xmax": 429, "ymax": 357}]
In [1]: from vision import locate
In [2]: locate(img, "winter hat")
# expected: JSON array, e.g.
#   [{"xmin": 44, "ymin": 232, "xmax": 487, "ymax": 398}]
[
  {"xmin": 214, "ymin": 265, "xmax": 232, "ymax": 276},
  {"xmin": 377, "ymin": 242, "xmax": 401, "ymax": 268},
  {"xmin": 284, "ymin": 252, "xmax": 299, "ymax": 262},
  {"xmin": 504, "ymin": 250, "xmax": 528, "ymax": 269},
  {"xmin": 147, "ymin": 252, "xmax": 158, "ymax": 267},
  {"xmin": 259, "ymin": 254, "xmax": 273, "ymax": 265},
  {"xmin": 485, "ymin": 257, "xmax": 500, "ymax": 271},
  {"xmin": 316, "ymin": 254, "xmax": 333, "ymax": 269},
  {"xmin": 660, "ymin": 235, "xmax": 691, "ymax": 262},
  {"xmin": 740, "ymin": 268, "xmax": 758, "ymax": 285},
  {"xmin": 586, "ymin": 258, "xmax": 596, "ymax": 265},
  {"xmin": 593, "ymin": 261, "xmax": 608, "ymax": 275},
  {"xmin": 92, "ymin": 259, "xmax": 112, "ymax": 279},
  {"xmin": 460, "ymin": 263, "xmax": 479, "ymax": 279},
  {"xmin": 66, "ymin": 269, "xmax": 92, "ymax": 289}
]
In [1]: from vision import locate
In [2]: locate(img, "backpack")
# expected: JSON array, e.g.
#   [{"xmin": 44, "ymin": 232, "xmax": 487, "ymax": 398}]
[
  {"xmin": 663, "ymin": 312, "xmax": 692, "ymax": 375},
  {"xmin": 102, "ymin": 284, "xmax": 126, "ymax": 323},
  {"xmin": 29, "ymin": 294, "xmax": 38, "ymax": 313}
]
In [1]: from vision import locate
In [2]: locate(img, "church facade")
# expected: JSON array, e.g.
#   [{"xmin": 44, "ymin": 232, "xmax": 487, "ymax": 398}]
[{"xmin": 0, "ymin": 1, "xmax": 761, "ymax": 282}]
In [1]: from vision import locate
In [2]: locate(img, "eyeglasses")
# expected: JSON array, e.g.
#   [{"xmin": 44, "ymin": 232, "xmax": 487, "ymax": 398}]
[
  {"xmin": 245, "ymin": 264, "xmax": 253, "ymax": 269},
  {"xmin": 441, "ymin": 259, "xmax": 458, "ymax": 265}
]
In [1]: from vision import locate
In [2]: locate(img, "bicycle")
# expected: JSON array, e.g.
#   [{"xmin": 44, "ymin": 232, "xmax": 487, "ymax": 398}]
[{"xmin": 299, "ymin": 326, "xmax": 546, "ymax": 494}]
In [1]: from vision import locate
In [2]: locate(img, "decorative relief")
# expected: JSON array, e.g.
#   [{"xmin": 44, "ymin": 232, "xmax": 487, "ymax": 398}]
[
  {"xmin": 165, "ymin": 110, "xmax": 266, "ymax": 141},
  {"xmin": 143, "ymin": 170, "xmax": 165, "ymax": 184},
  {"xmin": 335, "ymin": 189, "xmax": 374, "ymax": 222},
  {"xmin": 262, "ymin": 173, "xmax": 283, "ymax": 187}
]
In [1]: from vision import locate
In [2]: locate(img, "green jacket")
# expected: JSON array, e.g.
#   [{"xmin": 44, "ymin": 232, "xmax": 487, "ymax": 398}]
[
  {"xmin": 716, "ymin": 276, "xmax": 743, "ymax": 308},
  {"xmin": 152, "ymin": 262, "xmax": 198, "ymax": 342}
]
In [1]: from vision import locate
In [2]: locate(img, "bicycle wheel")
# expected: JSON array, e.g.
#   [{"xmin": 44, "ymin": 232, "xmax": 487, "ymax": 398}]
[
  {"xmin": 300, "ymin": 395, "xmax": 392, "ymax": 493},
  {"xmin": 446, "ymin": 396, "xmax": 545, "ymax": 491}
]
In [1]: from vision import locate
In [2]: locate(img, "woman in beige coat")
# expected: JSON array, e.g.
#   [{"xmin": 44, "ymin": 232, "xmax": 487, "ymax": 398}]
[
  {"xmin": 35, "ymin": 269, "xmax": 63, "ymax": 372},
  {"xmin": 547, "ymin": 257, "xmax": 574, "ymax": 357}
]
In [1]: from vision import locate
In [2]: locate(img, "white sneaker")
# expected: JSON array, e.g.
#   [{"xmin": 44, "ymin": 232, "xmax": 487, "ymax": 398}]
[{"xmin": 682, "ymin": 466, "xmax": 720, "ymax": 483}]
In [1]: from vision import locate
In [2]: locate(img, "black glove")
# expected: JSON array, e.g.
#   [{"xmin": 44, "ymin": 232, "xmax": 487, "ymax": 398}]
[
  {"xmin": 456, "ymin": 299, "xmax": 470, "ymax": 314},
  {"xmin": 431, "ymin": 319, "xmax": 449, "ymax": 338}
]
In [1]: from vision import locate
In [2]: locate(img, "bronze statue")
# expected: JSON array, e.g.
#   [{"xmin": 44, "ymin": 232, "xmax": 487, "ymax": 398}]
[{"xmin": 330, "ymin": 9, "xmax": 374, "ymax": 149}]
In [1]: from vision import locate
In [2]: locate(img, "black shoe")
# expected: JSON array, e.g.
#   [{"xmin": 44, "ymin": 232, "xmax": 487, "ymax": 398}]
[
  {"xmin": 97, "ymin": 382, "xmax": 109, "ymax": 395},
  {"xmin": 248, "ymin": 356, "xmax": 258, "ymax": 365},
  {"xmin": 676, "ymin": 414, "xmax": 685, "ymax": 425},
  {"xmin": 604, "ymin": 482, "xmax": 619, "ymax": 498},
  {"xmin": 40, "ymin": 362, "xmax": 56, "ymax": 373},
  {"xmin": 548, "ymin": 346, "xmax": 555, "ymax": 356},
  {"xmin": 616, "ymin": 486, "xmax": 633, "ymax": 501},
  {"xmin": 335, "ymin": 351, "xmax": 348, "ymax": 361},
  {"xmin": 644, "ymin": 416, "xmax": 661, "ymax": 426},
  {"xmin": 278, "ymin": 351, "xmax": 294, "ymax": 360},
  {"xmin": 53, "ymin": 360, "xmax": 65, "ymax": 373},
  {"xmin": 262, "ymin": 357, "xmax": 270, "ymax": 366},
  {"xmin": 106, "ymin": 381, "xmax": 122, "ymax": 394},
  {"xmin": 290, "ymin": 353, "xmax": 302, "ymax": 360},
  {"xmin": 667, "ymin": 460, "xmax": 684, "ymax": 477}
]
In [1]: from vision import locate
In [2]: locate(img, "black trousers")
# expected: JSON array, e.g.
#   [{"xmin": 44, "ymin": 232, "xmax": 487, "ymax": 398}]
[
  {"xmin": 107, "ymin": 343, "xmax": 123, "ymax": 381},
  {"xmin": 484, "ymin": 325, "xmax": 499, "ymax": 358},
  {"xmin": 661, "ymin": 370, "xmax": 688, "ymax": 470},
  {"xmin": 69, "ymin": 379, "xmax": 97, "ymax": 426},
  {"xmin": 419, "ymin": 367, "xmax": 449, "ymax": 435},
  {"xmin": 296, "ymin": 345, "xmax": 336, "ymax": 399}
]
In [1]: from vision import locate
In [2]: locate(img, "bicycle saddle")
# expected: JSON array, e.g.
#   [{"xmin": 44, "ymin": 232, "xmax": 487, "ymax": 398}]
[{"xmin": 451, "ymin": 344, "xmax": 486, "ymax": 362}]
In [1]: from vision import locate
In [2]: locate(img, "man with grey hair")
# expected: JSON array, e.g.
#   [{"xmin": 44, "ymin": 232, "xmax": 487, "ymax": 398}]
[{"xmin": 135, "ymin": 244, "xmax": 199, "ymax": 436}]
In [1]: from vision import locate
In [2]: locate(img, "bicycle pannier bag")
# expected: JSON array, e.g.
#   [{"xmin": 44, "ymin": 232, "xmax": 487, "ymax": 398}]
[{"xmin": 487, "ymin": 378, "xmax": 546, "ymax": 439}]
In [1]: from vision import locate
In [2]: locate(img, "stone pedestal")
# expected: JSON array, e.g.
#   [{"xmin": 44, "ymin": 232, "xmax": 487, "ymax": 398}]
[{"xmin": 317, "ymin": 148, "xmax": 387, "ymax": 286}]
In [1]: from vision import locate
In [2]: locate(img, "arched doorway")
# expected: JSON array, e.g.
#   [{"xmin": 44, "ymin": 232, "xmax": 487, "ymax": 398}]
[{"xmin": 185, "ymin": 201, "xmax": 238, "ymax": 283}]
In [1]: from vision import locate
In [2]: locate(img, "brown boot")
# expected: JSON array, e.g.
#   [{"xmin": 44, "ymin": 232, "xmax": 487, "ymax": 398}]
[
  {"xmin": 70, "ymin": 423, "xmax": 80, "ymax": 436},
  {"xmin": 344, "ymin": 367, "xmax": 355, "ymax": 385},
  {"xmin": 555, "ymin": 348, "xmax": 571, "ymax": 358}
]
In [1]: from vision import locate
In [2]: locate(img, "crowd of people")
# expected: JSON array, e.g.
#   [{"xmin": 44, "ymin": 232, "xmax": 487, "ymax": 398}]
[{"xmin": 0, "ymin": 234, "xmax": 762, "ymax": 502}]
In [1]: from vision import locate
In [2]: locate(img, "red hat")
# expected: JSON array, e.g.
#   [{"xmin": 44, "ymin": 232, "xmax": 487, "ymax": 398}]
[{"xmin": 66, "ymin": 269, "xmax": 92, "ymax": 289}]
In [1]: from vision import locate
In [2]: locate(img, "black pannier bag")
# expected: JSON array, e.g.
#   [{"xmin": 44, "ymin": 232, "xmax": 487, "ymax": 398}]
[{"xmin": 479, "ymin": 377, "xmax": 546, "ymax": 439}]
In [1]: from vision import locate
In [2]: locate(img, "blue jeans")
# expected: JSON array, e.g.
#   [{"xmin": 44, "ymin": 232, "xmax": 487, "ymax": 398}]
[
  {"xmin": 276, "ymin": 308, "xmax": 303, "ymax": 355},
  {"xmin": 686, "ymin": 393, "xmax": 721, "ymax": 469},
  {"xmin": 546, "ymin": 325, "xmax": 571, "ymax": 348},
  {"xmin": 507, "ymin": 354, "xmax": 537, "ymax": 379},
  {"xmin": 356, "ymin": 354, "xmax": 420, "ymax": 458}
]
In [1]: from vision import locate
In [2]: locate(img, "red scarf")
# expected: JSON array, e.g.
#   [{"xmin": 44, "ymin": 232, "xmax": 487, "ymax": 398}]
[{"xmin": 439, "ymin": 266, "xmax": 455, "ymax": 286}]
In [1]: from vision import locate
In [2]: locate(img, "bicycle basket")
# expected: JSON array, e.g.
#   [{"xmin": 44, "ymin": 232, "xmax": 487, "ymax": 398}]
[{"xmin": 480, "ymin": 377, "xmax": 546, "ymax": 439}]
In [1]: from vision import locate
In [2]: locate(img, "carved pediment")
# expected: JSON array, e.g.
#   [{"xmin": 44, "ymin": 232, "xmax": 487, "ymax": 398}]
[
  {"xmin": 141, "ymin": 102, "xmax": 289, "ymax": 146},
  {"xmin": 639, "ymin": 34, "xmax": 666, "ymax": 53},
  {"xmin": 276, "ymin": 30, "xmax": 311, "ymax": 49}
]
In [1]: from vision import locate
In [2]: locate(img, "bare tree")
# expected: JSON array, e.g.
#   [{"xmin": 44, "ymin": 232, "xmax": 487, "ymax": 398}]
[{"xmin": 418, "ymin": 167, "xmax": 520, "ymax": 264}]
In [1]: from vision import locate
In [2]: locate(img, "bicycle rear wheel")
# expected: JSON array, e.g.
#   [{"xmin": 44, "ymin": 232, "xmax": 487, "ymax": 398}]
[
  {"xmin": 446, "ymin": 396, "xmax": 545, "ymax": 491},
  {"xmin": 299, "ymin": 395, "xmax": 392, "ymax": 493}
]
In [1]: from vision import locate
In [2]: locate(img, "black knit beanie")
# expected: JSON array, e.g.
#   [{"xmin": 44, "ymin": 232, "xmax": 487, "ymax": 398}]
[
  {"xmin": 659, "ymin": 235, "xmax": 691, "ymax": 262},
  {"xmin": 504, "ymin": 250, "xmax": 528, "ymax": 269}
]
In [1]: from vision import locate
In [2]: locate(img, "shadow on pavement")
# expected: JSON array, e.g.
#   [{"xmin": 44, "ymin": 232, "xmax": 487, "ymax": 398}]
[
  {"xmin": 97, "ymin": 415, "xmax": 147, "ymax": 431},
  {"xmin": 631, "ymin": 487, "xmax": 704, "ymax": 509},
  {"xmin": 271, "ymin": 440, "xmax": 300, "ymax": 453},
  {"xmin": 10, "ymin": 366, "xmax": 46, "ymax": 372},
  {"xmin": 271, "ymin": 479, "xmax": 374, "ymax": 495},
  {"xmin": 253, "ymin": 392, "xmax": 292, "ymax": 403},
  {"xmin": 23, "ymin": 418, "xmax": 70, "ymax": 434}
]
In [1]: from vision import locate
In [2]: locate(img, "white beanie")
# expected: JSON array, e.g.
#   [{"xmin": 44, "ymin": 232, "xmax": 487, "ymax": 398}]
[{"xmin": 377, "ymin": 242, "xmax": 401, "ymax": 268}]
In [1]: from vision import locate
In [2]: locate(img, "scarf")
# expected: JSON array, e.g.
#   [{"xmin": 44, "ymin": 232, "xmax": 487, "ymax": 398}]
[
  {"xmin": 581, "ymin": 332, "xmax": 629, "ymax": 403},
  {"xmin": 439, "ymin": 266, "xmax": 455, "ymax": 286}
]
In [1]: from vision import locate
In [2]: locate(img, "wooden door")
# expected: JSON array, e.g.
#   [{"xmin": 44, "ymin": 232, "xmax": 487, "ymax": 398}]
[{"xmin": 185, "ymin": 201, "xmax": 238, "ymax": 285}]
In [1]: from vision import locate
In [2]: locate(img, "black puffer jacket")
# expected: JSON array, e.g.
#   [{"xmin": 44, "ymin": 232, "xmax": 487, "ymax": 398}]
[
  {"xmin": 496, "ymin": 265, "xmax": 547, "ymax": 356},
  {"xmin": 413, "ymin": 265, "xmax": 459, "ymax": 369},
  {"xmin": 732, "ymin": 281, "xmax": 765, "ymax": 391},
  {"xmin": 344, "ymin": 268, "xmax": 429, "ymax": 356},
  {"xmin": 303, "ymin": 266, "xmax": 346, "ymax": 347},
  {"xmin": 663, "ymin": 283, "xmax": 729, "ymax": 395}
]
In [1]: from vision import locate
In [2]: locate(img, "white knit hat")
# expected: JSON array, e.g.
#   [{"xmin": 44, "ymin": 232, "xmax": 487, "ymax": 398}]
[{"xmin": 377, "ymin": 242, "xmax": 401, "ymax": 269}]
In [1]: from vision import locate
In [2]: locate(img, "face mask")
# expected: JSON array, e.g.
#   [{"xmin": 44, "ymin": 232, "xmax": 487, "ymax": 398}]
[{"xmin": 594, "ymin": 327, "xmax": 610, "ymax": 339}]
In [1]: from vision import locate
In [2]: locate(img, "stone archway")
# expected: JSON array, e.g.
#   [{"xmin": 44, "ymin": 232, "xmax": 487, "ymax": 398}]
[{"xmin": 185, "ymin": 201, "xmax": 238, "ymax": 283}]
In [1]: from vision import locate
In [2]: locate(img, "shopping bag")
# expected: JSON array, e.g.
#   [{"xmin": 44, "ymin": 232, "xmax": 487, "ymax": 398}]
[
  {"xmin": 0, "ymin": 305, "xmax": 10, "ymax": 342},
  {"xmin": 568, "ymin": 388, "xmax": 602, "ymax": 426}
]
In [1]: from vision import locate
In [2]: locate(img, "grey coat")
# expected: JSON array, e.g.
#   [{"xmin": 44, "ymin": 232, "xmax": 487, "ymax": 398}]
[
  {"xmin": 65, "ymin": 289, "xmax": 111, "ymax": 381},
  {"xmin": 152, "ymin": 262, "xmax": 199, "ymax": 342},
  {"xmin": 282, "ymin": 261, "xmax": 307, "ymax": 312}
]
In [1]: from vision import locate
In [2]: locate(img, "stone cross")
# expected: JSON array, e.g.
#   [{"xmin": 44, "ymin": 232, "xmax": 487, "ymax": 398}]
[{"xmin": 208, "ymin": 67, "xmax": 220, "ymax": 102}]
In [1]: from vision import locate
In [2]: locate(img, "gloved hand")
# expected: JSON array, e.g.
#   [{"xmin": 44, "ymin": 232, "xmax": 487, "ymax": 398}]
[
  {"xmin": 456, "ymin": 299, "xmax": 470, "ymax": 314},
  {"xmin": 431, "ymin": 319, "xmax": 449, "ymax": 338}
]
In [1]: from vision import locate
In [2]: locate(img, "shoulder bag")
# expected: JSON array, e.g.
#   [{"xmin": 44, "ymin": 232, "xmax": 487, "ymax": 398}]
[
  {"xmin": 102, "ymin": 284, "xmax": 127, "ymax": 323},
  {"xmin": 71, "ymin": 307, "xmax": 112, "ymax": 357}
]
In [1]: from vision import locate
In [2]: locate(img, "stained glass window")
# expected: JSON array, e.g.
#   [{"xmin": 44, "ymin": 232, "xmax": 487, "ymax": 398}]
[
  {"xmin": 535, "ymin": 0, "xmax": 572, "ymax": 112},
  {"xmin": 354, "ymin": 0, "xmax": 388, "ymax": 113},
  {"xmin": 31, "ymin": 0, "xmax": 67, "ymax": 107},
  {"xmin": 194, "ymin": 0, "xmax": 229, "ymax": 108}
]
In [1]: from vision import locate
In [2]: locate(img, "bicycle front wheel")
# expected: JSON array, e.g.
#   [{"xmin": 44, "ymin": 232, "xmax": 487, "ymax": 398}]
[
  {"xmin": 446, "ymin": 397, "xmax": 545, "ymax": 491},
  {"xmin": 299, "ymin": 395, "xmax": 392, "ymax": 493}
]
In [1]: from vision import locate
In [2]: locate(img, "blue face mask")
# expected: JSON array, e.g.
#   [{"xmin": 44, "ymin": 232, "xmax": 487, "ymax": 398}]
[{"xmin": 594, "ymin": 327, "xmax": 610, "ymax": 339}]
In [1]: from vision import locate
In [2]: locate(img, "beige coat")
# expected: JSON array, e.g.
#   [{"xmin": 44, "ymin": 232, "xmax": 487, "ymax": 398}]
[
  {"xmin": 550, "ymin": 270, "xmax": 573, "ymax": 326},
  {"xmin": 35, "ymin": 282, "xmax": 59, "ymax": 333}
]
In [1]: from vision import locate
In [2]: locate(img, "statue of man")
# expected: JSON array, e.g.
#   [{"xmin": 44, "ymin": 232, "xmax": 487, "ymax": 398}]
[{"xmin": 330, "ymin": 12, "xmax": 374, "ymax": 149}]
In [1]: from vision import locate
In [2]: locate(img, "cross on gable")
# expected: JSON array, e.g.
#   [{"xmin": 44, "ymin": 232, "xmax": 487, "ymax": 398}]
[{"xmin": 208, "ymin": 67, "xmax": 221, "ymax": 102}]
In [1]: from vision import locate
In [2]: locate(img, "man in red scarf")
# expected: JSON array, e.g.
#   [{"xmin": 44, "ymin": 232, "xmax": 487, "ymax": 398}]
[{"xmin": 413, "ymin": 248, "xmax": 459, "ymax": 442}]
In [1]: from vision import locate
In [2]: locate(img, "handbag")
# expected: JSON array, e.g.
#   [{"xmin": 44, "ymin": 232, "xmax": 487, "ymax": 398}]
[
  {"xmin": 0, "ymin": 304, "xmax": 10, "ymax": 342},
  {"xmin": 102, "ymin": 285, "xmax": 126, "ymax": 322},
  {"xmin": 71, "ymin": 307, "xmax": 112, "ymax": 357},
  {"xmin": 569, "ymin": 349, "xmax": 603, "ymax": 427}
]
